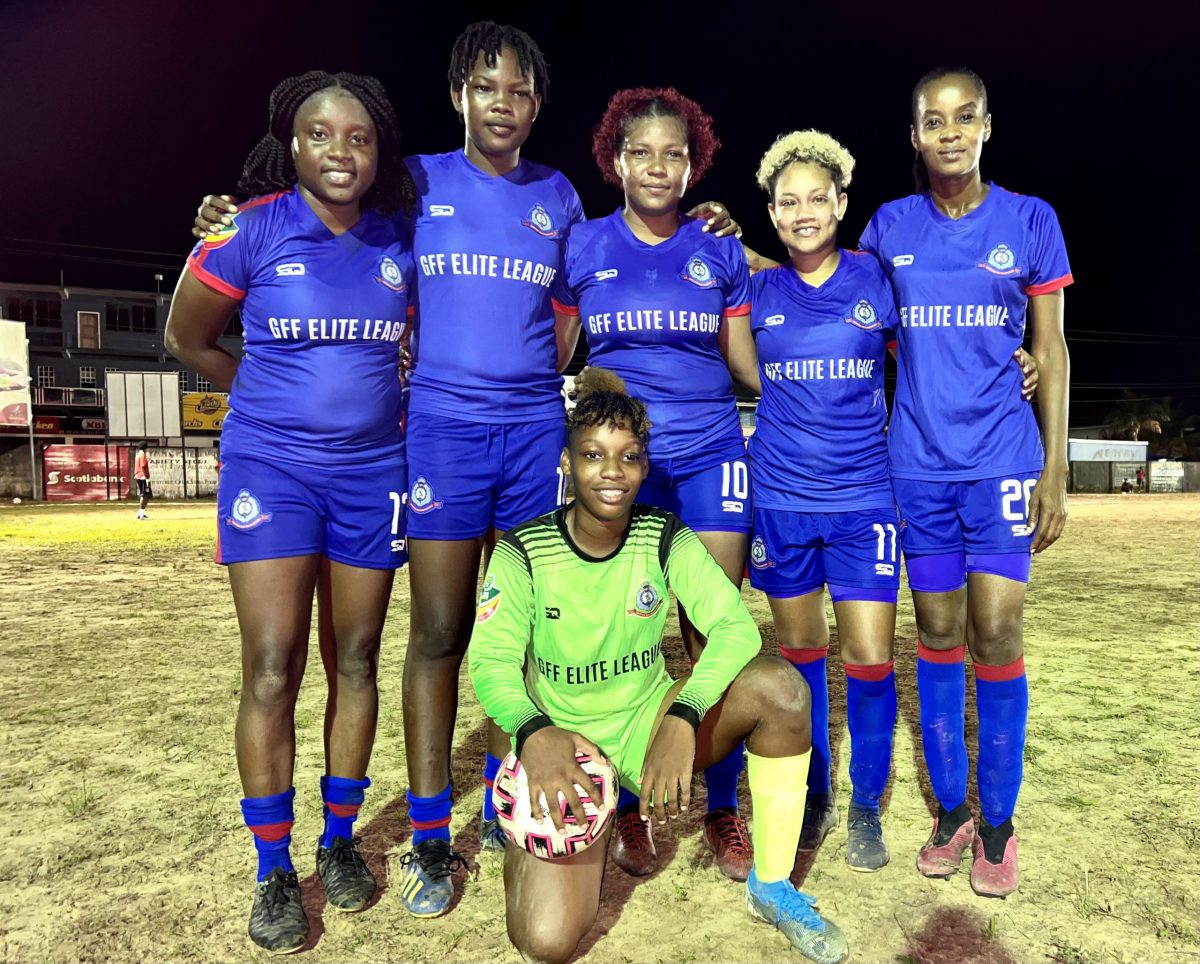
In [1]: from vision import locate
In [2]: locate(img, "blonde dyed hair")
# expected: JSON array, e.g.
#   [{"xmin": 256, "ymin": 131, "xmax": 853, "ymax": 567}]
[{"xmin": 755, "ymin": 130, "xmax": 855, "ymax": 197}]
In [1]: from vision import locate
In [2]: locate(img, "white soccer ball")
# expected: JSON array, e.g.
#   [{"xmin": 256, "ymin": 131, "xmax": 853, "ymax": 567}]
[
  {"xmin": 492, "ymin": 750, "xmax": 617, "ymax": 860},
  {"xmin": 11, "ymin": 497, "xmax": 21, "ymax": 504}
]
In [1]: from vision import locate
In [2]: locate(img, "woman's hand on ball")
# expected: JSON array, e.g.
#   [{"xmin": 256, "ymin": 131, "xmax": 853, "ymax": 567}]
[{"xmin": 521, "ymin": 727, "xmax": 606, "ymax": 834}]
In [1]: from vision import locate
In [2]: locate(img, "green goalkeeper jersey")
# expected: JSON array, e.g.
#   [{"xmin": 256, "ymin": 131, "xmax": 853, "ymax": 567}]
[{"xmin": 468, "ymin": 504, "xmax": 762, "ymax": 752}]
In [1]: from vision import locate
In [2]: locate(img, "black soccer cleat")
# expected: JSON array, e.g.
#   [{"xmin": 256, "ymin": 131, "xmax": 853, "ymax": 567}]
[
  {"xmin": 248, "ymin": 868, "xmax": 309, "ymax": 954},
  {"xmin": 316, "ymin": 836, "xmax": 376, "ymax": 912}
]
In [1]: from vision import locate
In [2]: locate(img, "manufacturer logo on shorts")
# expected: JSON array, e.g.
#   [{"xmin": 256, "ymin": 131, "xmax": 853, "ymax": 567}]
[
  {"xmin": 680, "ymin": 255, "xmax": 717, "ymax": 288},
  {"xmin": 764, "ymin": 314, "xmax": 785, "ymax": 327},
  {"xmin": 626, "ymin": 580, "xmax": 664, "ymax": 619},
  {"xmin": 978, "ymin": 243, "xmax": 1021, "ymax": 277},
  {"xmin": 594, "ymin": 268, "xmax": 619, "ymax": 281},
  {"xmin": 722, "ymin": 500, "xmax": 744, "ymax": 513},
  {"xmin": 845, "ymin": 298, "xmax": 882, "ymax": 331},
  {"xmin": 408, "ymin": 476, "xmax": 442, "ymax": 514},
  {"xmin": 892, "ymin": 254, "xmax": 914, "ymax": 267},
  {"xmin": 875, "ymin": 563, "xmax": 895, "ymax": 576},
  {"xmin": 376, "ymin": 256, "xmax": 406, "ymax": 293},
  {"xmin": 750, "ymin": 535, "xmax": 774, "ymax": 569},
  {"xmin": 275, "ymin": 262, "xmax": 305, "ymax": 277},
  {"xmin": 226, "ymin": 488, "xmax": 271, "ymax": 530},
  {"xmin": 476, "ymin": 575, "xmax": 501, "ymax": 623},
  {"xmin": 429, "ymin": 204, "xmax": 455, "ymax": 217},
  {"xmin": 521, "ymin": 203, "xmax": 558, "ymax": 237}
]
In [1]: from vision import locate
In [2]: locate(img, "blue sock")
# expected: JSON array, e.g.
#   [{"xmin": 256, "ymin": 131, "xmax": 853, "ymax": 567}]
[
  {"xmin": 975, "ymin": 657, "xmax": 1029, "ymax": 826},
  {"xmin": 320, "ymin": 774, "xmax": 370, "ymax": 847},
  {"xmin": 482, "ymin": 753, "xmax": 503, "ymax": 822},
  {"xmin": 916, "ymin": 642, "xmax": 968, "ymax": 812},
  {"xmin": 844, "ymin": 662, "xmax": 897, "ymax": 810},
  {"xmin": 703, "ymin": 743, "xmax": 744, "ymax": 812},
  {"xmin": 617, "ymin": 786, "xmax": 639, "ymax": 811},
  {"xmin": 406, "ymin": 784, "xmax": 452, "ymax": 845},
  {"xmin": 783, "ymin": 647, "xmax": 831, "ymax": 795},
  {"xmin": 241, "ymin": 788, "xmax": 295, "ymax": 881}
]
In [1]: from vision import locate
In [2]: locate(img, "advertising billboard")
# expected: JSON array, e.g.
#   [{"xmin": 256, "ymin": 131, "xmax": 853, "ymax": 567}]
[
  {"xmin": 181, "ymin": 392, "xmax": 229, "ymax": 432},
  {"xmin": 0, "ymin": 318, "xmax": 31, "ymax": 427},
  {"xmin": 42, "ymin": 445, "xmax": 130, "ymax": 501}
]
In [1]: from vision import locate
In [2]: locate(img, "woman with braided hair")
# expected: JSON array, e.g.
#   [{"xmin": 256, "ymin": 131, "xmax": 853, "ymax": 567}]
[
  {"xmin": 467, "ymin": 367, "xmax": 849, "ymax": 964},
  {"xmin": 165, "ymin": 70, "xmax": 415, "ymax": 952}
]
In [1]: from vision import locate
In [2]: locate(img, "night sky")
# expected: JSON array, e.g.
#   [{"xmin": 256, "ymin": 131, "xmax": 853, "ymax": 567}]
[{"xmin": 2, "ymin": 0, "xmax": 1193, "ymax": 427}]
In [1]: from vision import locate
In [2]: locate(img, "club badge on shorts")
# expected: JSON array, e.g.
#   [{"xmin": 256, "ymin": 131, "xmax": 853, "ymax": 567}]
[
  {"xmin": 408, "ymin": 476, "xmax": 442, "ymax": 514},
  {"xmin": 227, "ymin": 488, "xmax": 270, "ymax": 530}
]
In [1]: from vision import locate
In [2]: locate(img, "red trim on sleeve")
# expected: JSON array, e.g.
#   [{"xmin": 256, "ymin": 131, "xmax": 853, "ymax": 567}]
[
  {"xmin": 886, "ymin": 339, "xmax": 898, "ymax": 352},
  {"xmin": 973, "ymin": 656, "xmax": 1026, "ymax": 682},
  {"xmin": 187, "ymin": 251, "xmax": 246, "ymax": 300},
  {"xmin": 723, "ymin": 302, "xmax": 751, "ymax": 318},
  {"xmin": 779, "ymin": 645, "xmax": 829, "ymax": 664},
  {"xmin": 916, "ymin": 641, "xmax": 965, "ymax": 664},
  {"xmin": 844, "ymin": 659, "xmax": 896, "ymax": 682},
  {"xmin": 551, "ymin": 299, "xmax": 579, "ymax": 316},
  {"xmin": 1025, "ymin": 273, "xmax": 1074, "ymax": 297}
]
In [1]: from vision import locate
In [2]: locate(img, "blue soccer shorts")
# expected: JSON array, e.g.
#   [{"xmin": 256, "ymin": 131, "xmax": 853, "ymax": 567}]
[
  {"xmin": 638, "ymin": 446, "xmax": 752, "ymax": 533},
  {"xmin": 892, "ymin": 474, "xmax": 1040, "ymax": 591},
  {"xmin": 749, "ymin": 506, "xmax": 901, "ymax": 602},
  {"xmin": 405, "ymin": 412, "xmax": 566, "ymax": 540},
  {"xmin": 216, "ymin": 451, "xmax": 408, "ymax": 569}
]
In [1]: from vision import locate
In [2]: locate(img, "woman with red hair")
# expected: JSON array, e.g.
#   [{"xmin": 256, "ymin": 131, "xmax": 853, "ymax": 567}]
[{"xmin": 552, "ymin": 87, "xmax": 754, "ymax": 882}]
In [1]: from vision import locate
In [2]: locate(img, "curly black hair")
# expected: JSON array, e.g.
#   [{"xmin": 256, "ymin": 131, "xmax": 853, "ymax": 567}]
[
  {"xmin": 567, "ymin": 367, "xmax": 651, "ymax": 446},
  {"xmin": 237, "ymin": 70, "xmax": 414, "ymax": 217}
]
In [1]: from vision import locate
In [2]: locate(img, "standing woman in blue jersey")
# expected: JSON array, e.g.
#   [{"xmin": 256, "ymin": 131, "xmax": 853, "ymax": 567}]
[
  {"xmin": 859, "ymin": 67, "xmax": 1071, "ymax": 897},
  {"xmin": 724, "ymin": 131, "xmax": 903, "ymax": 873},
  {"xmin": 166, "ymin": 71, "xmax": 415, "ymax": 952},
  {"xmin": 553, "ymin": 88, "xmax": 755, "ymax": 881}
]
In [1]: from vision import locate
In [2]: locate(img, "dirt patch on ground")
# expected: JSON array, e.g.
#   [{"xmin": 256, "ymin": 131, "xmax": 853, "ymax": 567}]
[{"xmin": 0, "ymin": 495, "xmax": 1196, "ymax": 964}]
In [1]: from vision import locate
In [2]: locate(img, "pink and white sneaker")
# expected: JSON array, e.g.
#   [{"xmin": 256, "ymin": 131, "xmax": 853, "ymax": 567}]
[
  {"xmin": 970, "ymin": 832, "xmax": 1020, "ymax": 898},
  {"xmin": 916, "ymin": 811, "xmax": 976, "ymax": 878}
]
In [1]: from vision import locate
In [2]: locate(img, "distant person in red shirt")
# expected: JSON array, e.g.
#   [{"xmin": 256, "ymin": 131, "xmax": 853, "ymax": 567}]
[
  {"xmin": 1136, "ymin": 467, "xmax": 1145, "ymax": 491},
  {"xmin": 134, "ymin": 442, "xmax": 151, "ymax": 519}
]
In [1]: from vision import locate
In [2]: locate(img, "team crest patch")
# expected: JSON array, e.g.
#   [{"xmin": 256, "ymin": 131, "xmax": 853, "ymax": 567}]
[
  {"xmin": 680, "ymin": 255, "xmax": 718, "ymax": 288},
  {"xmin": 977, "ymin": 243, "xmax": 1021, "ymax": 277},
  {"xmin": 201, "ymin": 218, "xmax": 239, "ymax": 249},
  {"xmin": 521, "ymin": 203, "xmax": 558, "ymax": 237},
  {"xmin": 750, "ymin": 535, "xmax": 774, "ymax": 570},
  {"xmin": 408, "ymin": 476, "xmax": 442, "ymax": 514},
  {"xmin": 226, "ymin": 488, "xmax": 270, "ymax": 530},
  {"xmin": 845, "ymin": 298, "xmax": 882, "ymax": 331},
  {"xmin": 376, "ymin": 256, "xmax": 406, "ymax": 292},
  {"xmin": 476, "ymin": 575, "xmax": 501, "ymax": 623},
  {"xmin": 626, "ymin": 580, "xmax": 664, "ymax": 619}
]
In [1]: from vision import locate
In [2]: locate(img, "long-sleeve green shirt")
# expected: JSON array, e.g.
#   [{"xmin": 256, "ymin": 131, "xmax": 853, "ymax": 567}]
[{"xmin": 468, "ymin": 505, "xmax": 762, "ymax": 752}]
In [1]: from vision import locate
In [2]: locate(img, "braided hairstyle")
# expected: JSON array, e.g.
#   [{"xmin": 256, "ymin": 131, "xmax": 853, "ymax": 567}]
[
  {"xmin": 237, "ymin": 70, "xmax": 414, "ymax": 217},
  {"xmin": 567, "ymin": 367, "xmax": 652, "ymax": 447},
  {"xmin": 592, "ymin": 87, "xmax": 720, "ymax": 189},
  {"xmin": 910, "ymin": 66, "xmax": 988, "ymax": 194},
  {"xmin": 448, "ymin": 21, "xmax": 550, "ymax": 100}
]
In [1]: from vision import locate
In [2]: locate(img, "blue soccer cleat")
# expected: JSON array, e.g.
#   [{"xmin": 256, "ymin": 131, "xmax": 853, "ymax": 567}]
[
  {"xmin": 746, "ymin": 867, "xmax": 849, "ymax": 964},
  {"xmin": 397, "ymin": 839, "xmax": 466, "ymax": 918}
]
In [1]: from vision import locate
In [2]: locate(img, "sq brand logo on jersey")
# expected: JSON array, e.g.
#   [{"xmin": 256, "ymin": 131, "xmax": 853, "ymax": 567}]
[
  {"xmin": 764, "ymin": 314, "xmax": 785, "ymax": 327},
  {"xmin": 845, "ymin": 298, "xmax": 883, "ymax": 331},
  {"xmin": 476, "ymin": 575, "xmax": 501, "ymax": 623},
  {"xmin": 522, "ymin": 203, "xmax": 558, "ymax": 238},
  {"xmin": 275, "ymin": 262, "xmax": 305, "ymax": 277},
  {"xmin": 892, "ymin": 254, "xmax": 914, "ymax": 267},
  {"xmin": 376, "ymin": 256, "xmax": 406, "ymax": 293},
  {"xmin": 680, "ymin": 255, "xmax": 718, "ymax": 289},
  {"xmin": 226, "ymin": 488, "xmax": 271, "ymax": 530},
  {"xmin": 978, "ymin": 243, "xmax": 1021, "ymax": 277},
  {"xmin": 430, "ymin": 204, "xmax": 455, "ymax": 216},
  {"xmin": 626, "ymin": 580, "xmax": 664, "ymax": 619},
  {"xmin": 594, "ymin": 269, "xmax": 619, "ymax": 281}
]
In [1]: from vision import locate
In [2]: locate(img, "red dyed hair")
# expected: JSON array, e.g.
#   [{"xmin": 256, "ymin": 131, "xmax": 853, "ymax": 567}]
[{"xmin": 591, "ymin": 87, "xmax": 720, "ymax": 189}]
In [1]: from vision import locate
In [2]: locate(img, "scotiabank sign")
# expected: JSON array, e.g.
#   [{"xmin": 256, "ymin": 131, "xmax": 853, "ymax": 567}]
[{"xmin": 42, "ymin": 445, "xmax": 130, "ymax": 501}]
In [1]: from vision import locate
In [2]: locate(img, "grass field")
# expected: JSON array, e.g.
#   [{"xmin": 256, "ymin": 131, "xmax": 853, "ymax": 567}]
[{"xmin": 0, "ymin": 495, "xmax": 1197, "ymax": 964}]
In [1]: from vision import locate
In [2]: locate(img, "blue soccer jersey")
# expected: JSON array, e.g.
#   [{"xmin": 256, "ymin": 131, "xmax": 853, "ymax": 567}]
[
  {"xmin": 188, "ymin": 187, "xmax": 414, "ymax": 465},
  {"xmin": 749, "ymin": 253, "xmax": 896, "ymax": 513},
  {"xmin": 553, "ymin": 211, "xmax": 750, "ymax": 463},
  {"xmin": 859, "ymin": 184, "xmax": 1073, "ymax": 480},
  {"xmin": 404, "ymin": 151, "xmax": 585, "ymax": 423}
]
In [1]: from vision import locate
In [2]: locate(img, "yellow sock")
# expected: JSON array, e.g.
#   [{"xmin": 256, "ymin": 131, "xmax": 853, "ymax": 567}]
[{"xmin": 746, "ymin": 748, "xmax": 811, "ymax": 883}]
